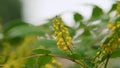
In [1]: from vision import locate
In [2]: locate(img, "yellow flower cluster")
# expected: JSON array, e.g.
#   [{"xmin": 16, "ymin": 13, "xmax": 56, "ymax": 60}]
[
  {"xmin": 116, "ymin": 1, "xmax": 120, "ymax": 16},
  {"xmin": 45, "ymin": 64, "xmax": 53, "ymax": 68},
  {"xmin": 52, "ymin": 16, "xmax": 72, "ymax": 50},
  {"xmin": 107, "ymin": 23, "xmax": 116, "ymax": 30},
  {"xmin": 107, "ymin": 22, "xmax": 120, "ymax": 30},
  {"xmin": 96, "ymin": 22, "xmax": 120, "ymax": 61},
  {"xmin": 44, "ymin": 58, "xmax": 62, "ymax": 68},
  {"xmin": 51, "ymin": 58, "xmax": 62, "ymax": 68}
]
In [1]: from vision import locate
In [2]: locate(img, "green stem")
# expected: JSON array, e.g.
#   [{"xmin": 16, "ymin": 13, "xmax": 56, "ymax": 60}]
[
  {"xmin": 104, "ymin": 55, "xmax": 110, "ymax": 68},
  {"xmin": 26, "ymin": 54, "xmax": 86, "ymax": 68}
]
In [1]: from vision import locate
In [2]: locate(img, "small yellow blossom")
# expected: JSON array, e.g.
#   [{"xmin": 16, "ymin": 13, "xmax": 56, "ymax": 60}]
[
  {"xmin": 52, "ymin": 16, "xmax": 72, "ymax": 50},
  {"xmin": 45, "ymin": 64, "xmax": 53, "ymax": 68},
  {"xmin": 107, "ymin": 23, "xmax": 114, "ymax": 29}
]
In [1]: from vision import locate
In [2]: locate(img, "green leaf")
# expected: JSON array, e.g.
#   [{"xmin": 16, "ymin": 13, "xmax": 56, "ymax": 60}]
[
  {"xmin": 81, "ymin": 28, "xmax": 91, "ymax": 36},
  {"xmin": 67, "ymin": 26, "xmax": 76, "ymax": 38},
  {"xmin": 111, "ymin": 48, "xmax": 120, "ymax": 58},
  {"xmin": 6, "ymin": 25, "xmax": 45, "ymax": 38},
  {"xmin": 115, "ymin": 16, "xmax": 120, "ymax": 22},
  {"xmin": 25, "ymin": 58, "xmax": 36, "ymax": 68},
  {"xmin": 33, "ymin": 49, "xmax": 51, "ymax": 54},
  {"xmin": 3, "ymin": 20, "xmax": 28, "ymax": 34},
  {"xmin": 84, "ymin": 59, "xmax": 94, "ymax": 68},
  {"xmin": 108, "ymin": 3, "xmax": 117, "ymax": 13},
  {"xmin": 38, "ymin": 22, "xmax": 53, "ymax": 34},
  {"xmin": 67, "ymin": 54, "xmax": 82, "ymax": 60},
  {"xmin": 35, "ymin": 39, "xmax": 57, "ymax": 48},
  {"xmin": 90, "ymin": 6, "xmax": 104, "ymax": 21},
  {"xmin": 74, "ymin": 13, "xmax": 83, "ymax": 22},
  {"xmin": 111, "ymin": 16, "xmax": 120, "ymax": 23},
  {"xmin": 79, "ymin": 22, "xmax": 86, "ymax": 28},
  {"xmin": 50, "ymin": 48, "xmax": 67, "ymax": 56},
  {"xmin": 38, "ymin": 56, "xmax": 52, "ymax": 67},
  {"xmin": 84, "ymin": 50, "xmax": 97, "ymax": 57}
]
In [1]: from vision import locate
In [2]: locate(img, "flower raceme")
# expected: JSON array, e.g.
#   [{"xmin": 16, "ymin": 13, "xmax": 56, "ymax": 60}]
[
  {"xmin": 95, "ymin": 22, "xmax": 120, "ymax": 63},
  {"xmin": 52, "ymin": 16, "xmax": 72, "ymax": 51}
]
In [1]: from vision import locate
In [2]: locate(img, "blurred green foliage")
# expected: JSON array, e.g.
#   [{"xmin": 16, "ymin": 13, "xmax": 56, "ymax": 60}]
[
  {"xmin": 0, "ymin": 0, "xmax": 21, "ymax": 23},
  {"xmin": 0, "ymin": 1, "xmax": 120, "ymax": 68}
]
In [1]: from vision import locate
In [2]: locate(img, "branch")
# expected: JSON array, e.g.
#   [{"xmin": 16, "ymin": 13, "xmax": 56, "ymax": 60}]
[
  {"xmin": 25, "ymin": 54, "xmax": 87, "ymax": 68},
  {"xmin": 104, "ymin": 55, "xmax": 110, "ymax": 68}
]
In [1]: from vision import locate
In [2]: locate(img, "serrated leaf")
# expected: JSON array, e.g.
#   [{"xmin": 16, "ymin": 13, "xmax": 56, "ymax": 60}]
[
  {"xmin": 108, "ymin": 3, "xmax": 117, "ymax": 13},
  {"xmin": 38, "ymin": 22, "xmax": 53, "ymax": 34},
  {"xmin": 79, "ymin": 22, "xmax": 86, "ymax": 28},
  {"xmin": 81, "ymin": 28, "xmax": 91, "ymax": 36},
  {"xmin": 84, "ymin": 59, "xmax": 94, "ymax": 68},
  {"xmin": 35, "ymin": 39, "xmax": 57, "ymax": 48},
  {"xmin": 67, "ymin": 27, "xmax": 76, "ymax": 38},
  {"xmin": 67, "ymin": 54, "xmax": 82, "ymax": 60},
  {"xmin": 6, "ymin": 25, "xmax": 45, "ymax": 38},
  {"xmin": 111, "ymin": 48, "xmax": 120, "ymax": 58},
  {"xmin": 38, "ymin": 56, "xmax": 52, "ymax": 67},
  {"xmin": 3, "ymin": 20, "xmax": 28, "ymax": 34},
  {"xmin": 25, "ymin": 58, "xmax": 36, "ymax": 68},
  {"xmin": 90, "ymin": 6, "xmax": 104, "ymax": 21},
  {"xmin": 50, "ymin": 48, "xmax": 67, "ymax": 56},
  {"xmin": 33, "ymin": 49, "xmax": 51, "ymax": 54},
  {"xmin": 74, "ymin": 13, "xmax": 83, "ymax": 22}
]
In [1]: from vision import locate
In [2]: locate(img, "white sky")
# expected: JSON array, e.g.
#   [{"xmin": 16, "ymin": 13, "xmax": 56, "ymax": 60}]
[{"xmin": 22, "ymin": 0, "xmax": 114, "ymax": 26}]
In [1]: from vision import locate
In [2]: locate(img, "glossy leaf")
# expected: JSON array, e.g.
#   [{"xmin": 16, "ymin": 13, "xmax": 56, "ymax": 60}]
[
  {"xmin": 111, "ymin": 48, "xmax": 120, "ymax": 58},
  {"xmin": 35, "ymin": 39, "xmax": 57, "ymax": 48},
  {"xmin": 33, "ymin": 49, "xmax": 51, "ymax": 54},
  {"xmin": 38, "ymin": 56, "xmax": 52, "ymax": 67},
  {"xmin": 25, "ymin": 58, "xmax": 36, "ymax": 68},
  {"xmin": 67, "ymin": 54, "xmax": 82, "ymax": 60},
  {"xmin": 67, "ymin": 27, "xmax": 76, "ymax": 38},
  {"xmin": 6, "ymin": 25, "xmax": 45, "ymax": 38},
  {"xmin": 108, "ymin": 3, "xmax": 117, "ymax": 13},
  {"xmin": 90, "ymin": 6, "xmax": 104, "ymax": 21},
  {"xmin": 3, "ymin": 20, "xmax": 28, "ymax": 34},
  {"xmin": 74, "ymin": 13, "xmax": 83, "ymax": 22}
]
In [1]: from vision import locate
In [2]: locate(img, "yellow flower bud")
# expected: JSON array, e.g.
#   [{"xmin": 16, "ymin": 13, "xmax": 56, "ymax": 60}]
[
  {"xmin": 112, "ymin": 26, "xmax": 116, "ymax": 30},
  {"xmin": 57, "ymin": 62, "xmax": 62, "ymax": 67},
  {"xmin": 67, "ymin": 42, "xmax": 72, "ymax": 46},
  {"xmin": 118, "ymin": 38, "xmax": 120, "ymax": 42},
  {"xmin": 58, "ymin": 38, "xmax": 64, "ymax": 43},
  {"xmin": 52, "ymin": 16, "xmax": 72, "ymax": 51},
  {"xmin": 63, "ymin": 46, "xmax": 68, "ymax": 51},
  {"xmin": 45, "ymin": 64, "xmax": 52, "ymax": 68},
  {"xmin": 52, "ymin": 59, "xmax": 57, "ymax": 64},
  {"xmin": 66, "ymin": 37, "xmax": 72, "ymax": 41},
  {"xmin": 54, "ymin": 26, "xmax": 59, "ymax": 30},
  {"xmin": 107, "ymin": 24, "xmax": 114, "ymax": 29}
]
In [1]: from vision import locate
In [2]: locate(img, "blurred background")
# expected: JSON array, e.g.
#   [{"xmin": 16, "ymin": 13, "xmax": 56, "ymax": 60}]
[
  {"xmin": 0, "ymin": 0, "xmax": 119, "ymax": 68},
  {"xmin": 0, "ymin": 0, "xmax": 114, "ymax": 26}
]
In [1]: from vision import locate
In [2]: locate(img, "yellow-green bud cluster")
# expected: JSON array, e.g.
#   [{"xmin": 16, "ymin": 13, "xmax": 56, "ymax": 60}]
[
  {"xmin": 116, "ymin": 1, "xmax": 120, "ymax": 15},
  {"xmin": 96, "ymin": 22, "xmax": 120, "ymax": 61},
  {"xmin": 44, "ymin": 58, "xmax": 62, "ymax": 68},
  {"xmin": 52, "ymin": 16, "xmax": 72, "ymax": 50}
]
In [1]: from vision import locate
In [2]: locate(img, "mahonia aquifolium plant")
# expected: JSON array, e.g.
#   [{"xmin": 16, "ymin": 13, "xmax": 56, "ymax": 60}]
[
  {"xmin": 94, "ymin": 1, "xmax": 120, "ymax": 68},
  {"xmin": 1, "ymin": 1, "xmax": 120, "ymax": 68},
  {"xmin": 52, "ymin": 16, "xmax": 72, "ymax": 51}
]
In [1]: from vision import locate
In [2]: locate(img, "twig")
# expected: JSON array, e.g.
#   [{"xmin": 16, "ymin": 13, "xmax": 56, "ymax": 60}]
[
  {"xmin": 25, "ymin": 54, "xmax": 86, "ymax": 68},
  {"xmin": 104, "ymin": 55, "xmax": 110, "ymax": 68}
]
